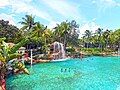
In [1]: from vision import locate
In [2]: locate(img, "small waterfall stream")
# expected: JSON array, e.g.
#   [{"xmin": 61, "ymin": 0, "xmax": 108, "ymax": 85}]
[{"xmin": 52, "ymin": 42, "xmax": 65, "ymax": 60}]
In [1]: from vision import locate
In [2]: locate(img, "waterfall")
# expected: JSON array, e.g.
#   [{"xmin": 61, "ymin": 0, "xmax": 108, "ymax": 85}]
[
  {"xmin": 52, "ymin": 42, "xmax": 66, "ymax": 60},
  {"xmin": 60, "ymin": 43, "xmax": 65, "ymax": 59}
]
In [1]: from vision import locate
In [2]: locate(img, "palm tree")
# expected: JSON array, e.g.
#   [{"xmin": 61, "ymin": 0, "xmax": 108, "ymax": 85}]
[
  {"xmin": 31, "ymin": 22, "xmax": 47, "ymax": 44},
  {"xmin": 54, "ymin": 20, "xmax": 79, "ymax": 48},
  {"xmin": 68, "ymin": 20, "xmax": 79, "ymax": 47},
  {"xmin": 54, "ymin": 24, "xmax": 63, "ymax": 42},
  {"xmin": 115, "ymin": 29, "xmax": 120, "ymax": 49},
  {"xmin": 96, "ymin": 28, "xmax": 103, "ymax": 48},
  {"xmin": 61, "ymin": 21, "xmax": 71, "ymax": 46},
  {"xmin": 110, "ymin": 29, "xmax": 120, "ymax": 50},
  {"xmin": 33, "ymin": 22, "xmax": 46, "ymax": 37},
  {"xmin": 20, "ymin": 15, "xmax": 36, "ymax": 32},
  {"xmin": 81, "ymin": 36, "xmax": 86, "ymax": 47},
  {"xmin": 54, "ymin": 21, "xmax": 70, "ymax": 47},
  {"xmin": 41, "ymin": 29, "xmax": 52, "ymax": 54},
  {"xmin": 32, "ymin": 22, "xmax": 52, "ymax": 54},
  {"xmin": 84, "ymin": 30, "xmax": 92, "ymax": 48},
  {"xmin": 103, "ymin": 29, "xmax": 111, "ymax": 49}
]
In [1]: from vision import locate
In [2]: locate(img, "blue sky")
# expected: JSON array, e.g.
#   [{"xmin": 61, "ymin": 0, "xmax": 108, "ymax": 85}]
[{"xmin": 0, "ymin": 0, "xmax": 120, "ymax": 36}]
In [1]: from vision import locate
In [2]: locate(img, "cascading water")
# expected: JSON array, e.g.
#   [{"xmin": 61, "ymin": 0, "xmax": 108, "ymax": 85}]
[
  {"xmin": 52, "ymin": 42, "xmax": 65, "ymax": 60},
  {"xmin": 59, "ymin": 43, "xmax": 65, "ymax": 58}
]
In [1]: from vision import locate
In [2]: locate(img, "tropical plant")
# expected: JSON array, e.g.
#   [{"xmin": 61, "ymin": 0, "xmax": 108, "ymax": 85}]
[
  {"xmin": 30, "ymin": 22, "xmax": 47, "ymax": 43},
  {"xmin": 41, "ymin": 29, "xmax": 52, "ymax": 54},
  {"xmin": 0, "ymin": 20, "xmax": 20, "ymax": 43},
  {"xmin": 102, "ymin": 29, "xmax": 111, "ymax": 49},
  {"xmin": 67, "ymin": 20, "xmax": 79, "ymax": 47},
  {"xmin": 20, "ymin": 15, "xmax": 36, "ymax": 33},
  {"xmin": 54, "ymin": 20, "xmax": 79, "ymax": 48},
  {"xmin": 95, "ymin": 28, "xmax": 103, "ymax": 48},
  {"xmin": 54, "ymin": 21, "xmax": 70, "ymax": 44},
  {"xmin": 30, "ymin": 22, "xmax": 53, "ymax": 54},
  {"xmin": 84, "ymin": 30, "xmax": 92, "ymax": 48},
  {"xmin": 0, "ymin": 38, "xmax": 30, "ymax": 90},
  {"xmin": 109, "ymin": 29, "xmax": 120, "ymax": 50},
  {"xmin": 114, "ymin": 29, "xmax": 120, "ymax": 48}
]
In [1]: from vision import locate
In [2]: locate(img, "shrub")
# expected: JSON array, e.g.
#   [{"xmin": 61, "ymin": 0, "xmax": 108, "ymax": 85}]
[{"xmin": 66, "ymin": 47, "xmax": 75, "ymax": 52}]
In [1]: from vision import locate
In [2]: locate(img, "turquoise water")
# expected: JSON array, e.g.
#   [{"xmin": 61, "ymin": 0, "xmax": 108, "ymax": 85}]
[{"xmin": 6, "ymin": 56, "xmax": 120, "ymax": 90}]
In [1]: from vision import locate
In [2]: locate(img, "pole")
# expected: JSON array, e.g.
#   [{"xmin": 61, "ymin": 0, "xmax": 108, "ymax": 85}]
[{"xmin": 31, "ymin": 49, "xmax": 33, "ymax": 67}]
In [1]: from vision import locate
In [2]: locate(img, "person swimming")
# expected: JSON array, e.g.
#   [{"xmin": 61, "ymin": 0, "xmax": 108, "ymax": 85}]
[
  {"xmin": 68, "ymin": 68, "xmax": 70, "ymax": 72},
  {"xmin": 61, "ymin": 68, "xmax": 63, "ymax": 72}
]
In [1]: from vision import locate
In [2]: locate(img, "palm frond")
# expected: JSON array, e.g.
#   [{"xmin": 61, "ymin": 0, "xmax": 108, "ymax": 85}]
[{"xmin": 10, "ymin": 38, "xmax": 29, "ymax": 54}]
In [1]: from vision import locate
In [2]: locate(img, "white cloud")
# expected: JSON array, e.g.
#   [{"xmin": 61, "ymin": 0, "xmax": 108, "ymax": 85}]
[
  {"xmin": 42, "ymin": 0, "xmax": 83, "ymax": 21},
  {"xmin": 0, "ymin": 0, "xmax": 85, "ymax": 28},
  {"xmin": 92, "ymin": 0, "xmax": 120, "ymax": 12},
  {"xmin": 47, "ymin": 21, "xmax": 60, "ymax": 29},
  {"xmin": 11, "ymin": 0, "xmax": 53, "ymax": 22},
  {"xmin": 79, "ymin": 22, "xmax": 100, "ymax": 38},
  {"xmin": 0, "ymin": 0, "xmax": 9, "ymax": 8},
  {"xmin": 0, "ymin": 13, "xmax": 16, "ymax": 25},
  {"xmin": 103, "ymin": 0, "xmax": 120, "ymax": 6},
  {"xmin": 0, "ymin": 0, "xmax": 53, "ymax": 22}
]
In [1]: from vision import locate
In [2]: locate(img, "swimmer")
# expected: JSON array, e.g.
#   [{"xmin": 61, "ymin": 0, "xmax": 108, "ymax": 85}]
[
  {"xmin": 64, "ymin": 68, "xmax": 67, "ymax": 72},
  {"xmin": 68, "ymin": 68, "xmax": 70, "ymax": 72},
  {"xmin": 61, "ymin": 68, "xmax": 63, "ymax": 72}
]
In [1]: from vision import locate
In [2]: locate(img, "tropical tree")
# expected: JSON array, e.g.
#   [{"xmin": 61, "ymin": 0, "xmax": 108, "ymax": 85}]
[
  {"xmin": 102, "ymin": 29, "xmax": 111, "ymax": 49},
  {"xmin": 84, "ymin": 30, "xmax": 92, "ymax": 48},
  {"xmin": 31, "ymin": 22, "xmax": 53, "ymax": 54},
  {"xmin": 0, "ymin": 38, "xmax": 30, "ymax": 90},
  {"xmin": 31, "ymin": 22, "xmax": 47, "ymax": 43},
  {"xmin": 0, "ymin": 20, "xmax": 20, "ymax": 43},
  {"xmin": 109, "ymin": 29, "xmax": 120, "ymax": 50},
  {"xmin": 67, "ymin": 20, "xmax": 79, "ymax": 47},
  {"xmin": 54, "ymin": 20, "xmax": 79, "ymax": 47},
  {"xmin": 41, "ymin": 29, "xmax": 52, "ymax": 54},
  {"xmin": 95, "ymin": 28, "xmax": 103, "ymax": 48},
  {"xmin": 53, "ymin": 24, "xmax": 62, "ymax": 42},
  {"xmin": 54, "ymin": 21, "xmax": 71, "ymax": 47},
  {"xmin": 81, "ymin": 36, "xmax": 86, "ymax": 47},
  {"xmin": 114, "ymin": 29, "xmax": 120, "ymax": 48},
  {"xmin": 20, "ymin": 15, "xmax": 36, "ymax": 33}
]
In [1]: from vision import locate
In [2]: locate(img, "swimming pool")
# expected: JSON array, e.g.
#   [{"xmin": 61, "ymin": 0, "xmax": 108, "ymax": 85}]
[{"xmin": 6, "ymin": 56, "xmax": 120, "ymax": 90}]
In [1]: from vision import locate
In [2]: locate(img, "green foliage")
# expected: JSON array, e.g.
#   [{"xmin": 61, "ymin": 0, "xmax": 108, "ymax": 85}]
[
  {"xmin": 54, "ymin": 20, "xmax": 79, "ymax": 47},
  {"xmin": 20, "ymin": 14, "xmax": 36, "ymax": 31},
  {"xmin": 81, "ymin": 48, "xmax": 101, "ymax": 52},
  {"xmin": 66, "ymin": 47, "xmax": 75, "ymax": 52},
  {"xmin": 0, "ymin": 38, "xmax": 29, "ymax": 75},
  {"xmin": 0, "ymin": 20, "xmax": 20, "ymax": 42},
  {"xmin": 80, "ymin": 48, "xmax": 102, "ymax": 56},
  {"xmin": 10, "ymin": 38, "xmax": 29, "ymax": 54},
  {"xmin": 0, "ymin": 14, "xmax": 120, "ymax": 59}
]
